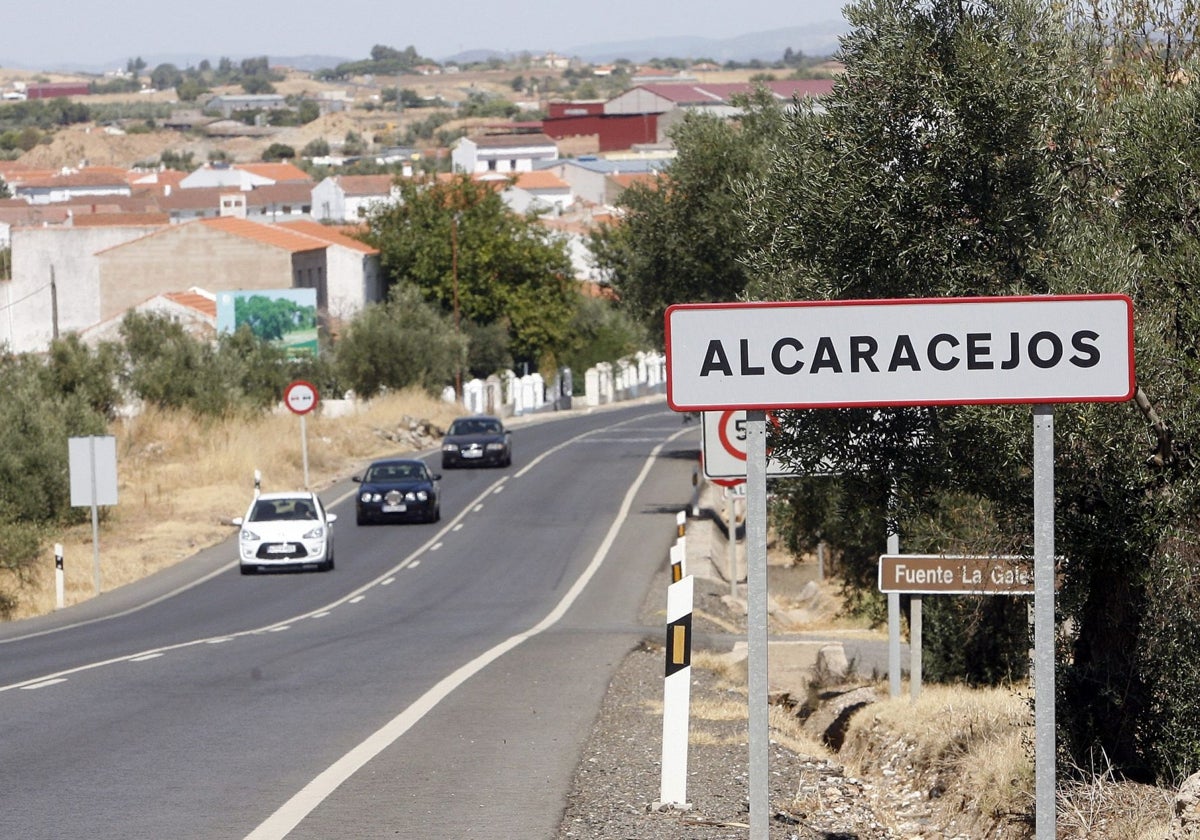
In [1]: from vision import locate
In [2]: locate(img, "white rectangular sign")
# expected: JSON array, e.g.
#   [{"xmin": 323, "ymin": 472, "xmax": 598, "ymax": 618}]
[
  {"xmin": 69, "ymin": 435, "xmax": 118, "ymax": 507},
  {"xmin": 666, "ymin": 295, "xmax": 1135, "ymax": 411},
  {"xmin": 701, "ymin": 410, "xmax": 796, "ymax": 479}
]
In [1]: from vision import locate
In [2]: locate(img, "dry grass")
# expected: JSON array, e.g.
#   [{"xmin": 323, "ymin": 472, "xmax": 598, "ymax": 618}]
[{"xmin": 2, "ymin": 389, "xmax": 463, "ymax": 620}]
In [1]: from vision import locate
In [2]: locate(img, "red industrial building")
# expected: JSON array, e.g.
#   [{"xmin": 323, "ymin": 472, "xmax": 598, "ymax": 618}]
[
  {"xmin": 543, "ymin": 100, "xmax": 660, "ymax": 153},
  {"xmin": 25, "ymin": 82, "xmax": 91, "ymax": 99}
]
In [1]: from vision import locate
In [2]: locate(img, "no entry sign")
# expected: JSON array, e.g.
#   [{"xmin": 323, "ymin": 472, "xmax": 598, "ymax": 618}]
[
  {"xmin": 666, "ymin": 295, "xmax": 1135, "ymax": 411},
  {"xmin": 284, "ymin": 380, "xmax": 319, "ymax": 415}
]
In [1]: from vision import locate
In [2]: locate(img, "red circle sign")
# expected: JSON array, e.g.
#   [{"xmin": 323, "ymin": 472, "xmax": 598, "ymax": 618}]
[
  {"xmin": 284, "ymin": 380, "xmax": 319, "ymax": 415},
  {"xmin": 716, "ymin": 410, "xmax": 780, "ymax": 462}
]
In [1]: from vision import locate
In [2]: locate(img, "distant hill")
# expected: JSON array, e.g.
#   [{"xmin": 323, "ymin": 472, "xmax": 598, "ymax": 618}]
[{"xmin": 560, "ymin": 21, "xmax": 848, "ymax": 64}]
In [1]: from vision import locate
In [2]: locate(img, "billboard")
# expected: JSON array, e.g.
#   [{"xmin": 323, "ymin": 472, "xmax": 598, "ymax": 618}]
[{"xmin": 216, "ymin": 289, "xmax": 318, "ymax": 356}]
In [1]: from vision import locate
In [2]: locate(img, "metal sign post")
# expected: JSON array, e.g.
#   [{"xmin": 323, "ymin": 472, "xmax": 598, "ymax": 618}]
[
  {"xmin": 1033, "ymin": 405, "xmax": 1055, "ymax": 840},
  {"xmin": 283, "ymin": 380, "xmax": 319, "ymax": 490},
  {"xmin": 68, "ymin": 435, "xmax": 118, "ymax": 595},
  {"xmin": 744, "ymin": 410, "xmax": 769, "ymax": 840},
  {"xmin": 666, "ymin": 294, "xmax": 1135, "ymax": 838}
]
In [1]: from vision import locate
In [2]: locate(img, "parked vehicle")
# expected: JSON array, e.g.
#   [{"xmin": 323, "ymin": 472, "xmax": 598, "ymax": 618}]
[
  {"xmin": 441, "ymin": 415, "xmax": 512, "ymax": 468},
  {"xmin": 353, "ymin": 458, "xmax": 441, "ymax": 525},
  {"xmin": 231, "ymin": 491, "xmax": 336, "ymax": 574}
]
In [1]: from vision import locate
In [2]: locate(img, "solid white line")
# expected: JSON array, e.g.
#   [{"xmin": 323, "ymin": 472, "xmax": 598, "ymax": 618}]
[{"xmin": 242, "ymin": 422, "xmax": 692, "ymax": 840}]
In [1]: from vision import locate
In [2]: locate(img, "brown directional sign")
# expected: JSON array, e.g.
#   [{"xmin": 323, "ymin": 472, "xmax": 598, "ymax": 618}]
[{"xmin": 878, "ymin": 554, "xmax": 1034, "ymax": 595}]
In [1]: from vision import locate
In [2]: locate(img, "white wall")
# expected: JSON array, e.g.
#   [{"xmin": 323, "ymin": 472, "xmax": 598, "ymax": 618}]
[{"xmin": 2, "ymin": 225, "xmax": 162, "ymax": 353}]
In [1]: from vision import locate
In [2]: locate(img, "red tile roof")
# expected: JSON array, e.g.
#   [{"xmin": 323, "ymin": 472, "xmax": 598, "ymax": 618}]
[
  {"xmin": 278, "ymin": 219, "xmax": 378, "ymax": 254},
  {"xmin": 163, "ymin": 290, "xmax": 217, "ymax": 318},
  {"xmin": 236, "ymin": 162, "xmax": 314, "ymax": 183},
  {"xmin": 199, "ymin": 217, "xmax": 327, "ymax": 252}
]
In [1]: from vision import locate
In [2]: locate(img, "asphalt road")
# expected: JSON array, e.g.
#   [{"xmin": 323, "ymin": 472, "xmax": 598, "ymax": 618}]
[{"xmin": 0, "ymin": 399, "xmax": 699, "ymax": 840}]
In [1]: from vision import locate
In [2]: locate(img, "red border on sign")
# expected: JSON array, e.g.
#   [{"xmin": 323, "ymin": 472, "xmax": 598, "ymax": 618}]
[
  {"xmin": 716, "ymin": 410, "xmax": 781, "ymax": 462},
  {"xmin": 283, "ymin": 380, "xmax": 319, "ymax": 415},
  {"xmin": 664, "ymin": 294, "xmax": 1136, "ymax": 412}
]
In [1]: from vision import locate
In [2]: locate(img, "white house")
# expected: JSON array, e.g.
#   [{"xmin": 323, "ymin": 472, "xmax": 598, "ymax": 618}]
[
  {"xmin": 451, "ymin": 133, "xmax": 559, "ymax": 176},
  {"xmin": 311, "ymin": 174, "xmax": 400, "ymax": 223}
]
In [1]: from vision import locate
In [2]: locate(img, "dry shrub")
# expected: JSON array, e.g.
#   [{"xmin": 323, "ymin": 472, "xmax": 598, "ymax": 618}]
[
  {"xmin": 842, "ymin": 683, "xmax": 1034, "ymax": 831},
  {"xmin": 2, "ymin": 389, "xmax": 462, "ymax": 620}
]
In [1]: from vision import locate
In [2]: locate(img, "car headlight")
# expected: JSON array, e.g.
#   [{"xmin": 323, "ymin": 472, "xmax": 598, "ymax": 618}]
[
  {"xmin": 486, "ymin": 442, "xmax": 506, "ymax": 451},
  {"xmin": 302, "ymin": 526, "xmax": 326, "ymax": 540},
  {"xmin": 416, "ymin": 490, "xmax": 429, "ymax": 501},
  {"xmin": 240, "ymin": 529, "xmax": 261, "ymax": 542},
  {"xmin": 442, "ymin": 443, "xmax": 459, "ymax": 452},
  {"xmin": 360, "ymin": 492, "xmax": 383, "ymax": 503}
]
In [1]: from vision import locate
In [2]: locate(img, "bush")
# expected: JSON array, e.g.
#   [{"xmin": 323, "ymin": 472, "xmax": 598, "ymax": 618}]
[{"xmin": 333, "ymin": 284, "xmax": 464, "ymax": 397}]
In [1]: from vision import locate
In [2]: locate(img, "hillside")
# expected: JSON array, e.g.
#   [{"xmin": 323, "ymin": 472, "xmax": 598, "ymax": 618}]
[{"xmin": 0, "ymin": 64, "xmax": 786, "ymax": 169}]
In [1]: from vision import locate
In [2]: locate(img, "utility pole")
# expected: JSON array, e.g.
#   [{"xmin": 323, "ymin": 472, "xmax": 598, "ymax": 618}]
[
  {"xmin": 451, "ymin": 213, "xmax": 461, "ymax": 400},
  {"xmin": 50, "ymin": 264, "xmax": 58, "ymax": 340}
]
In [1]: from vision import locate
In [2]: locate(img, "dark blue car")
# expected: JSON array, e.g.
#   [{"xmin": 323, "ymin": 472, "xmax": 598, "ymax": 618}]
[
  {"xmin": 440, "ymin": 415, "xmax": 512, "ymax": 469},
  {"xmin": 353, "ymin": 458, "xmax": 441, "ymax": 525}
]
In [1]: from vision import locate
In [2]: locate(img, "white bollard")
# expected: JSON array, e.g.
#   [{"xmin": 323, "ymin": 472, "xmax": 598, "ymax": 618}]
[
  {"xmin": 669, "ymin": 541, "xmax": 686, "ymax": 583},
  {"xmin": 54, "ymin": 543, "xmax": 64, "ymax": 609},
  {"xmin": 658, "ymin": 574, "xmax": 694, "ymax": 809}
]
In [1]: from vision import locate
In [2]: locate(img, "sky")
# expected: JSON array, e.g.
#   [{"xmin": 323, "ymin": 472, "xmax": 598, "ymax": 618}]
[{"xmin": 1, "ymin": 0, "xmax": 850, "ymax": 69}]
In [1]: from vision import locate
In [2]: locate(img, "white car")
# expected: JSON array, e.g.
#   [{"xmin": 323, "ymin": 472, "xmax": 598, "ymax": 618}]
[{"xmin": 231, "ymin": 491, "xmax": 337, "ymax": 575}]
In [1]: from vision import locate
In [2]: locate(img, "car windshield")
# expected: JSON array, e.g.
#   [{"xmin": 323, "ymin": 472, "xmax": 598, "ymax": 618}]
[
  {"xmin": 249, "ymin": 498, "xmax": 318, "ymax": 521},
  {"xmin": 365, "ymin": 463, "xmax": 423, "ymax": 482},
  {"xmin": 450, "ymin": 418, "xmax": 501, "ymax": 436}
]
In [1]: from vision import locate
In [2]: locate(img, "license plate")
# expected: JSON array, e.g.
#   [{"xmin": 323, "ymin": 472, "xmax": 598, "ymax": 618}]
[
  {"xmin": 266, "ymin": 544, "xmax": 292, "ymax": 554},
  {"xmin": 382, "ymin": 504, "xmax": 407, "ymax": 512},
  {"xmin": 463, "ymin": 450, "xmax": 482, "ymax": 458}
]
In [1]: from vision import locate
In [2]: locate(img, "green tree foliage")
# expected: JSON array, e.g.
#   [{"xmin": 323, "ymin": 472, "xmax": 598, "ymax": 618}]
[
  {"xmin": 588, "ymin": 95, "xmax": 787, "ymax": 344},
  {"xmin": 119, "ymin": 311, "xmax": 312, "ymax": 416},
  {"xmin": 315, "ymin": 45, "xmax": 433, "ymax": 80},
  {"xmin": 302, "ymin": 138, "xmax": 331, "ymax": 158},
  {"xmin": 363, "ymin": 174, "xmax": 579, "ymax": 373},
  {"xmin": 559, "ymin": 296, "xmax": 647, "ymax": 381},
  {"xmin": 0, "ymin": 352, "xmax": 109, "ymax": 605},
  {"xmin": 334, "ymin": 284, "xmax": 465, "ymax": 397},
  {"xmin": 45, "ymin": 334, "xmax": 123, "ymax": 419},
  {"xmin": 150, "ymin": 63, "xmax": 184, "ymax": 91},
  {"xmin": 261, "ymin": 143, "xmax": 296, "ymax": 162},
  {"xmin": 738, "ymin": 0, "xmax": 1200, "ymax": 783}
]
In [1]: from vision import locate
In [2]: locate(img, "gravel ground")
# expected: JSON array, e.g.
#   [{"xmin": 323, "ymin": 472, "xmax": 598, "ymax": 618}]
[{"xmin": 554, "ymin": 503, "xmax": 901, "ymax": 840}]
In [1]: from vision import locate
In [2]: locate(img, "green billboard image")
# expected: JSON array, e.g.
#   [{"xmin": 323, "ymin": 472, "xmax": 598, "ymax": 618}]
[{"xmin": 217, "ymin": 289, "xmax": 319, "ymax": 356}]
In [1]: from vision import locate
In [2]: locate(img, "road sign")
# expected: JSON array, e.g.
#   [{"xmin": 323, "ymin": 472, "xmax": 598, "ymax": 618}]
[
  {"xmin": 701, "ymin": 410, "xmax": 794, "ymax": 479},
  {"xmin": 283, "ymin": 380, "xmax": 319, "ymax": 415},
  {"xmin": 878, "ymin": 554, "xmax": 1034, "ymax": 595},
  {"xmin": 666, "ymin": 294, "xmax": 1135, "ymax": 411}
]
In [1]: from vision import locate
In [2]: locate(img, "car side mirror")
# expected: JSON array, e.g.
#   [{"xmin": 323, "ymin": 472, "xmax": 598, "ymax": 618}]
[
  {"xmin": 326, "ymin": 513, "xmax": 338, "ymax": 524},
  {"xmin": 231, "ymin": 517, "xmax": 244, "ymax": 527},
  {"xmin": 351, "ymin": 475, "xmax": 362, "ymax": 483},
  {"xmin": 431, "ymin": 473, "xmax": 443, "ymax": 481}
]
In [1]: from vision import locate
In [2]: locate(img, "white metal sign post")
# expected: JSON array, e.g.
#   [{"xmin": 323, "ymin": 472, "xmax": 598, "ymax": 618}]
[
  {"xmin": 283, "ymin": 380, "xmax": 319, "ymax": 489},
  {"xmin": 666, "ymin": 294, "xmax": 1135, "ymax": 840},
  {"xmin": 68, "ymin": 435, "xmax": 118, "ymax": 595}
]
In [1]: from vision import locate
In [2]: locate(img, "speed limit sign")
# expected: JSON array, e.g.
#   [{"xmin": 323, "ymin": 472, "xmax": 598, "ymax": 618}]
[
  {"xmin": 701, "ymin": 410, "xmax": 794, "ymax": 479},
  {"xmin": 283, "ymin": 380, "xmax": 319, "ymax": 415}
]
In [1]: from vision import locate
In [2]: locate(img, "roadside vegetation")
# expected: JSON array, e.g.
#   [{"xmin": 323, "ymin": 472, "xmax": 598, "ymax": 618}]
[
  {"xmin": 589, "ymin": 0, "xmax": 1200, "ymax": 805},
  {"xmin": 0, "ymin": 171, "xmax": 645, "ymax": 619}
]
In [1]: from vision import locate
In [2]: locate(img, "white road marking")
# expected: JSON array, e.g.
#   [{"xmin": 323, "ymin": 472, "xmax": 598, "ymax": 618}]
[
  {"xmin": 242, "ymin": 421, "xmax": 692, "ymax": 840},
  {"xmin": 21, "ymin": 679, "xmax": 67, "ymax": 690},
  {"xmin": 130, "ymin": 653, "xmax": 163, "ymax": 662}
]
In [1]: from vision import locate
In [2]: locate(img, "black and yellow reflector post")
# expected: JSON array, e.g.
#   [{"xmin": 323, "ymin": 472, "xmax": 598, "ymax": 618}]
[
  {"xmin": 669, "ymin": 541, "xmax": 685, "ymax": 583},
  {"xmin": 657, "ymin": 574, "xmax": 693, "ymax": 809}
]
